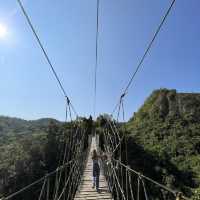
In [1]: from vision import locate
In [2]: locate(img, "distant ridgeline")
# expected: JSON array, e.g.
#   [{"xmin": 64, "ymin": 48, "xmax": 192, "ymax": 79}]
[
  {"xmin": 1, "ymin": 89, "xmax": 200, "ymax": 199},
  {"xmin": 0, "ymin": 117, "xmax": 62, "ymax": 197},
  {"xmin": 0, "ymin": 116, "xmax": 92, "ymax": 199},
  {"xmin": 0, "ymin": 116, "xmax": 61, "ymax": 136},
  {"xmin": 126, "ymin": 89, "xmax": 200, "ymax": 197}
]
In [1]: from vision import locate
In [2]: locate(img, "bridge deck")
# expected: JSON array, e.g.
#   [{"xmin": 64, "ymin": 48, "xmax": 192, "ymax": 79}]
[{"xmin": 74, "ymin": 137, "xmax": 113, "ymax": 200}]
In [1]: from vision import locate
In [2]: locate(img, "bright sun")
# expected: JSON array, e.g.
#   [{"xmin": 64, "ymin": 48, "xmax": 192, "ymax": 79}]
[{"xmin": 0, "ymin": 23, "xmax": 7, "ymax": 38}]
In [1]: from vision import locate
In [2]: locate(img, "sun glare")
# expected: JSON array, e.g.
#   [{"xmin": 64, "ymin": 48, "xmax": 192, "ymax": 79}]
[{"xmin": 0, "ymin": 23, "xmax": 7, "ymax": 39}]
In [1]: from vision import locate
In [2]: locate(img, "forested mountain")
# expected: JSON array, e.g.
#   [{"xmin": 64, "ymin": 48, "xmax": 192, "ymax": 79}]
[
  {"xmin": 0, "ymin": 116, "xmax": 61, "ymax": 136},
  {"xmin": 0, "ymin": 116, "xmax": 92, "ymax": 199},
  {"xmin": 126, "ymin": 89, "xmax": 200, "ymax": 198},
  {"xmin": 0, "ymin": 117, "xmax": 61, "ymax": 198},
  {"xmin": 1, "ymin": 89, "xmax": 200, "ymax": 199}
]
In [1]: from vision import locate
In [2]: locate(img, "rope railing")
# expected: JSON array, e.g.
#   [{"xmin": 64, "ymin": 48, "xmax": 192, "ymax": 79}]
[
  {"xmin": 102, "ymin": 131, "xmax": 126, "ymax": 200},
  {"xmin": 2, "ymin": 160, "xmax": 73, "ymax": 200},
  {"xmin": 2, "ymin": 123, "xmax": 90, "ymax": 200},
  {"xmin": 99, "ymin": 123, "xmax": 191, "ymax": 200},
  {"xmin": 115, "ymin": 158, "xmax": 190, "ymax": 200}
]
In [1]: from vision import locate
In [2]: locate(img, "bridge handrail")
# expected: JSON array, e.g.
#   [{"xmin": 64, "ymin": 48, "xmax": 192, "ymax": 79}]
[
  {"xmin": 2, "ymin": 159, "xmax": 75, "ymax": 200},
  {"xmin": 112, "ymin": 158, "xmax": 190, "ymax": 200}
]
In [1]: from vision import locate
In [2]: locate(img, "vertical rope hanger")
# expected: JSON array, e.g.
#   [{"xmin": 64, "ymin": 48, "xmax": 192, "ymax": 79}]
[{"xmin": 93, "ymin": 0, "xmax": 100, "ymax": 118}]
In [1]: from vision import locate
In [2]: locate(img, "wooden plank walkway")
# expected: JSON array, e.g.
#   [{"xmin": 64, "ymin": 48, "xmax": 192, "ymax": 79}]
[{"xmin": 74, "ymin": 137, "xmax": 113, "ymax": 200}]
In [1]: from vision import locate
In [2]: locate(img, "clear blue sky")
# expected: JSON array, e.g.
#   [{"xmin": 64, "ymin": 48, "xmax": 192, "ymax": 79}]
[{"xmin": 0, "ymin": 0, "xmax": 199, "ymax": 121}]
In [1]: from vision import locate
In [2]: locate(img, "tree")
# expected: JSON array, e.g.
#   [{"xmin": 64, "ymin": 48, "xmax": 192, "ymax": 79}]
[
  {"xmin": 44, "ymin": 121, "xmax": 60, "ymax": 172},
  {"xmin": 193, "ymin": 188, "xmax": 200, "ymax": 200}
]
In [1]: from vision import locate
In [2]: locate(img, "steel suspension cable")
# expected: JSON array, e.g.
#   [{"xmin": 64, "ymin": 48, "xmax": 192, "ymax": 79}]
[
  {"xmin": 16, "ymin": 0, "xmax": 78, "ymax": 117},
  {"xmin": 112, "ymin": 0, "xmax": 176, "ymax": 115},
  {"xmin": 93, "ymin": 0, "xmax": 100, "ymax": 118}
]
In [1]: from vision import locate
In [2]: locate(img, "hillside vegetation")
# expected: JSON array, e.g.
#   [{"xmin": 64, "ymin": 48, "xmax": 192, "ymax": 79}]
[
  {"xmin": 1, "ymin": 89, "xmax": 200, "ymax": 199},
  {"xmin": 0, "ymin": 116, "xmax": 92, "ymax": 199},
  {"xmin": 126, "ymin": 89, "xmax": 200, "ymax": 197},
  {"xmin": 0, "ymin": 116, "xmax": 60, "ymax": 136},
  {"xmin": 0, "ymin": 117, "xmax": 56, "ymax": 198}
]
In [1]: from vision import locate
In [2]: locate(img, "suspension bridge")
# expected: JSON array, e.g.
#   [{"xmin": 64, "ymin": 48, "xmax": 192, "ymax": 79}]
[
  {"xmin": 1, "ymin": 119, "xmax": 189, "ymax": 200},
  {"xmin": 74, "ymin": 137, "xmax": 112, "ymax": 200},
  {"xmin": 1, "ymin": 0, "xmax": 193, "ymax": 199}
]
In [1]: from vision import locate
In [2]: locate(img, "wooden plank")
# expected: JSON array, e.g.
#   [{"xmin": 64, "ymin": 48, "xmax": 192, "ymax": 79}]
[{"xmin": 73, "ymin": 137, "xmax": 112, "ymax": 200}]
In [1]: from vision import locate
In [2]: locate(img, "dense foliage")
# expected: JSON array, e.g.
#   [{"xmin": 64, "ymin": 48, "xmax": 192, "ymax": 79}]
[
  {"xmin": 1, "ymin": 89, "xmax": 200, "ymax": 199},
  {"xmin": 96, "ymin": 89, "xmax": 200, "ymax": 199},
  {"xmin": 0, "ymin": 117, "xmax": 92, "ymax": 199},
  {"xmin": 126, "ymin": 89, "xmax": 200, "ymax": 198},
  {"xmin": 0, "ymin": 116, "xmax": 60, "ymax": 136}
]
